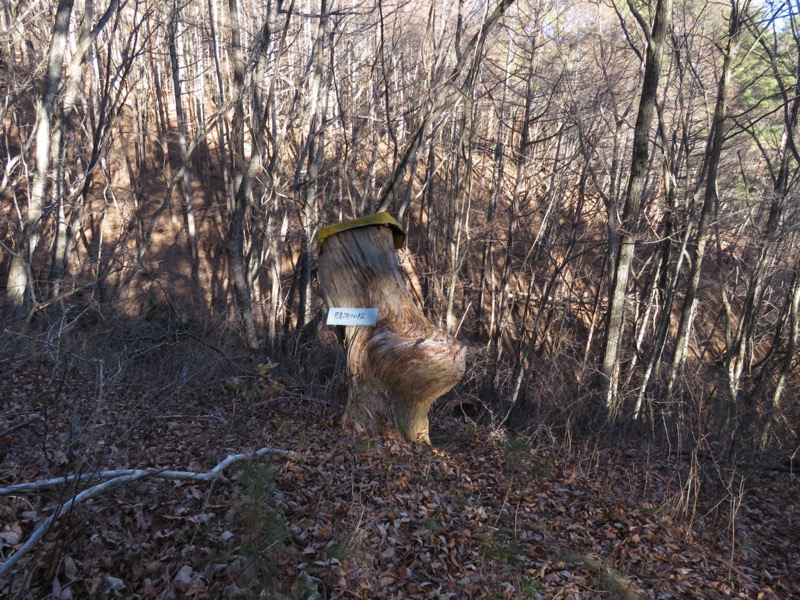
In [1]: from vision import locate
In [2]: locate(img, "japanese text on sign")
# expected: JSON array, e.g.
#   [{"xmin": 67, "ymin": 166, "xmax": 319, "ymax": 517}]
[{"xmin": 326, "ymin": 308, "xmax": 379, "ymax": 326}]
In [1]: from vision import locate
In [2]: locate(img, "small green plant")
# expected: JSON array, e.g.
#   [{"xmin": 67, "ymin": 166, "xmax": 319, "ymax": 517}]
[
  {"xmin": 327, "ymin": 521, "xmax": 368, "ymax": 565},
  {"xmin": 227, "ymin": 461, "xmax": 293, "ymax": 594},
  {"xmin": 241, "ymin": 462, "xmax": 287, "ymax": 547},
  {"xmin": 776, "ymin": 478, "xmax": 795, "ymax": 497},
  {"xmin": 353, "ymin": 437, "xmax": 377, "ymax": 454},
  {"xmin": 420, "ymin": 517, "xmax": 444, "ymax": 534},
  {"xmin": 453, "ymin": 488, "xmax": 470, "ymax": 505},
  {"xmin": 483, "ymin": 531, "xmax": 523, "ymax": 566},
  {"xmin": 519, "ymin": 575, "xmax": 545, "ymax": 597},
  {"xmin": 327, "ymin": 539, "xmax": 353, "ymax": 562},
  {"xmin": 242, "ymin": 461, "xmax": 277, "ymax": 497},
  {"xmin": 433, "ymin": 425, "xmax": 478, "ymax": 446},
  {"xmin": 530, "ymin": 458, "xmax": 553, "ymax": 477},
  {"xmin": 504, "ymin": 435, "xmax": 532, "ymax": 474}
]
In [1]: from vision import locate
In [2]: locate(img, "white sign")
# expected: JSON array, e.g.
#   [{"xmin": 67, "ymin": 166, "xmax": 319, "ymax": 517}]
[{"xmin": 327, "ymin": 308, "xmax": 379, "ymax": 326}]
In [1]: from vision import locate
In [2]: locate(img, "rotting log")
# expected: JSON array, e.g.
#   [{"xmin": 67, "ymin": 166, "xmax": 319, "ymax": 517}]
[{"xmin": 317, "ymin": 213, "xmax": 466, "ymax": 443}]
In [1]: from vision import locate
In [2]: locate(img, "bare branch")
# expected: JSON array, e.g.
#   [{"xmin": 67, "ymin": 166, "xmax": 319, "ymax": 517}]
[
  {"xmin": 0, "ymin": 414, "xmax": 40, "ymax": 437},
  {"xmin": 0, "ymin": 446, "xmax": 300, "ymax": 575},
  {"xmin": 0, "ymin": 470, "xmax": 153, "ymax": 576},
  {"xmin": 626, "ymin": 0, "xmax": 654, "ymax": 47},
  {"xmin": 0, "ymin": 446, "xmax": 299, "ymax": 496}
]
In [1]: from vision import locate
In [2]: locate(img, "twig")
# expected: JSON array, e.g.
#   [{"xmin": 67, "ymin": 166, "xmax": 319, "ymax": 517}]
[
  {"xmin": 0, "ymin": 446, "xmax": 300, "ymax": 575},
  {"xmin": 152, "ymin": 414, "xmax": 229, "ymax": 423},
  {"xmin": 0, "ymin": 414, "xmax": 40, "ymax": 437},
  {"xmin": 0, "ymin": 446, "xmax": 299, "ymax": 495}
]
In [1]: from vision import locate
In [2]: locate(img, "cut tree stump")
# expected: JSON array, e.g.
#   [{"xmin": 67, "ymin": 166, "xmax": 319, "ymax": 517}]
[{"xmin": 317, "ymin": 213, "xmax": 466, "ymax": 443}]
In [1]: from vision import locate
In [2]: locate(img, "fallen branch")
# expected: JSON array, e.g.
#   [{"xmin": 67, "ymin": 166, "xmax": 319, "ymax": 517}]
[
  {"xmin": 0, "ymin": 471, "xmax": 154, "ymax": 575},
  {"xmin": 0, "ymin": 446, "xmax": 299, "ymax": 575},
  {"xmin": 0, "ymin": 446, "xmax": 299, "ymax": 495},
  {"xmin": 0, "ymin": 413, "xmax": 40, "ymax": 437}
]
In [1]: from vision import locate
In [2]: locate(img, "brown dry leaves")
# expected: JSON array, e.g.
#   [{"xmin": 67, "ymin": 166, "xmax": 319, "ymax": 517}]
[{"xmin": 1, "ymin": 362, "xmax": 798, "ymax": 598}]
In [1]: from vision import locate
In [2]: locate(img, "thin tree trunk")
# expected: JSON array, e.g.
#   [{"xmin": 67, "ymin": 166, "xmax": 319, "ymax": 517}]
[
  {"xmin": 600, "ymin": 0, "xmax": 673, "ymax": 414},
  {"xmin": 667, "ymin": 0, "xmax": 743, "ymax": 401},
  {"xmin": 6, "ymin": 0, "xmax": 75, "ymax": 317},
  {"xmin": 168, "ymin": 2, "xmax": 200, "ymax": 286},
  {"xmin": 225, "ymin": 0, "xmax": 259, "ymax": 349}
]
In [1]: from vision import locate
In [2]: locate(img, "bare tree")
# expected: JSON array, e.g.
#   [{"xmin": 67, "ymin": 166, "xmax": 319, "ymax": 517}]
[
  {"xmin": 5, "ymin": 0, "xmax": 75, "ymax": 318},
  {"xmin": 600, "ymin": 0, "xmax": 674, "ymax": 414},
  {"xmin": 667, "ymin": 0, "xmax": 746, "ymax": 407}
]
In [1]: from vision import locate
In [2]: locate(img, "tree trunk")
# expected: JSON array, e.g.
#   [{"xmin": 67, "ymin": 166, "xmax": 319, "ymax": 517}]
[
  {"xmin": 600, "ymin": 0, "xmax": 673, "ymax": 413},
  {"xmin": 317, "ymin": 214, "xmax": 466, "ymax": 443},
  {"xmin": 5, "ymin": 0, "xmax": 74, "ymax": 317},
  {"xmin": 168, "ymin": 2, "xmax": 200, "ymax": 287},
  {"xmin": 225, "ymin": 0, "xmax": 259, "ymax": 350},
  {"xmin": 666, "ymin": 0, "xmax": 742, "ymax": 401}
]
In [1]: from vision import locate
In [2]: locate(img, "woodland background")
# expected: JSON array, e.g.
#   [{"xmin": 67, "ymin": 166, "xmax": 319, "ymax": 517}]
[
  {"xmin": 3, "ymin": 0, "xmax": 799, "ymax": 452},
  {"xmin": 1, "ymin": 0, "xmax": 800, "ymax": 595}
]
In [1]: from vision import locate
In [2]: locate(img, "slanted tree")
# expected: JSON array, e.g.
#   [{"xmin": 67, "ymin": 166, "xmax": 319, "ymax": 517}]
[{"xmin": 316, "ymin": 214, "xmax": 466, "ymax": 443}]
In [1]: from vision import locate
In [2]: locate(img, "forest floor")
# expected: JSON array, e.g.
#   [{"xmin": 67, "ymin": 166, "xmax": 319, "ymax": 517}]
[{"xmin": 1, "ymin": 356, "xmax": 798, "ymax": 599}]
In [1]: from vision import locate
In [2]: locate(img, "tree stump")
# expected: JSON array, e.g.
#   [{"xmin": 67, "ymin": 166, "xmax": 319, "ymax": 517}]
[{"xmin": 317, "ymin": 213, "xmax": 466, "ymax": 443}]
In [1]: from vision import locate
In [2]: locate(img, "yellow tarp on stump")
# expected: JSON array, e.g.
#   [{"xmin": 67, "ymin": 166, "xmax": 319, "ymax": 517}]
[{"xmin": 317, "ymin": 212, "xmax": 405, "ymax": 251}]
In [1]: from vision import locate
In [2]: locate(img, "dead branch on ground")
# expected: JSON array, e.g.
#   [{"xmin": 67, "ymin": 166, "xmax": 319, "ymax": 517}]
[{"xmin": 0, "ymin": 446, "xmax": 299, "ymax": 576}]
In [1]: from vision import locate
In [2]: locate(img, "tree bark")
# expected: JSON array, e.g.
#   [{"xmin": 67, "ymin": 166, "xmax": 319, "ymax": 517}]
[
  {"xmin": 5, "ymin": 0, "xmax": 74, "ymax": 317},
  {"xmin": 600, "ymin": 0, "xmax": 673, "ymax": 413},
  {"xmin": 225, "ymin": 0, "xmax": 259, "ymax": 350},
  {"xmin": 317, "ymin": 215, "xmax": 466, "ymax": 443},
  {"xmin": 667, "ymin": 0, "xmax": 742, "ymax": 401}
]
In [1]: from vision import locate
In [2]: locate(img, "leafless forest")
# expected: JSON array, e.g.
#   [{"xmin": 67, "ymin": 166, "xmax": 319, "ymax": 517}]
[
  {"xmin": 3, "ymin": 0, "xmax": 800, "ymax": 596},
  {"xmin": 2, "ymin": 0, "xmax": 800, "ymax": 454}
]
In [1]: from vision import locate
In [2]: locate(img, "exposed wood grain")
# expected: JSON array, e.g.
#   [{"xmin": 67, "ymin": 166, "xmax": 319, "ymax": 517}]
[{"xmin": 318, "ymin": 224, "xmax": 466, "ymax": 443}]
